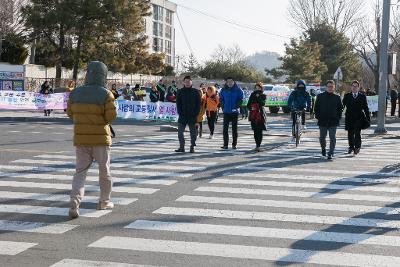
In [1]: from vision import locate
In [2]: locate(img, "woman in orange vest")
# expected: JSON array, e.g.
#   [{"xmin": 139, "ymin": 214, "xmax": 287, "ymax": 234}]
[{"xmin": 205, "ymin": 86, "xmax": 219, "ymax": 139}]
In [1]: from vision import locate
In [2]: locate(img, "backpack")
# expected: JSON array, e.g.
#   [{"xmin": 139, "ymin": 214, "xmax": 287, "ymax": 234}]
[{"xmin": 249, "ymin": 103, "xmax": 263, "ymax": 124}]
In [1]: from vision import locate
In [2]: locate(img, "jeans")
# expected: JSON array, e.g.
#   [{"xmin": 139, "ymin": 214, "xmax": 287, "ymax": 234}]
[
  {"xmin": 71, "ymin": 146, "xmax": 112, "ymax": 207},
  {"xmin": 319, "ymin": 126, "xmax": 337, "ymax": 155},
  {"xmin": 178, "ymin": 122, "xmax": 197, "ymax": 149},
  {"xmin": 207, "ymin": 111, "xmax": 217, "ymax": 135},
  {"xmin": 348, "ymin": 127, "xmax": 362, "ymax": 149},
  {"xmin": 223, "ymin": 113, "xmax": 238, "ymax": 147},
  {"xmin": 254, "ymin": 128, "xmax": 263, "ymax": 147}
]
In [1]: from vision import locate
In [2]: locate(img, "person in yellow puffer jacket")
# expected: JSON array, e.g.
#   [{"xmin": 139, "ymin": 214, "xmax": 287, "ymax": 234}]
[
  {"xmin": 196, "ymin": 83, "xmax": 207, "ymax": 138},
  {"xmin": 66, "ymin": 61, "xmax": 117, "ymax": 219}
]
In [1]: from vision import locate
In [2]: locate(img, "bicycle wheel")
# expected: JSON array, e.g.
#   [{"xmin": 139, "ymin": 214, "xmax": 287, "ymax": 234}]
[{"xmin": 295, "ymin": 122, "xmax": 301, "ymax": 147}]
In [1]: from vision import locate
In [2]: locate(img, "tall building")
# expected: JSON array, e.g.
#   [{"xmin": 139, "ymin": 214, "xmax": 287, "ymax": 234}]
[{"xmin": 145, "ymin": 0, "xmax": 177, "ymax": 67}]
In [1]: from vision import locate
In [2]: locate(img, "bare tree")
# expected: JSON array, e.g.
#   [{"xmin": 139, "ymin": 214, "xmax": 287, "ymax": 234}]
[{"xmin": 288, "ymin": 0, "xmax": 364, "ymax": 34}]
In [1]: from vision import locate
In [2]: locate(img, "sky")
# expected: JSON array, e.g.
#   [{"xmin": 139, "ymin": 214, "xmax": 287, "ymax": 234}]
[
  {"xmin": 171, "ymin": 0, "xmax": 377, "ymax": 63},
  {"xmin": 171, "ymin": 0, "xmax": 297, "ymax": 62}
]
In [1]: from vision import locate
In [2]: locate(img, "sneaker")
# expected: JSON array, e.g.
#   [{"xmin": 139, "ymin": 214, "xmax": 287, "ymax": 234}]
[
  {"xmin": 347, "ymin": 148, "xmax": 354, "ymax": 154},
  {"xmin": 209, "ymin": 134, "xmax": 214, "ymax": 139},
  {"xmin": 175, "ymin": 148, "xmax": 185, "ymax": 153},
  {"xmin": 98, "ymin": 201, "xmax": 114, "ymax": 210},
  {"xmin": 68, "ymin": 200, "xmax": 79, "ymax": 219},
  {"xmin": 321, "ymin": 149, "xmax": 326, "ymax": 157},
  {"xmin": 354, "ymin": 148, "xmax": 360, "ymax": 155},
  {"xmin": 221, "ymin": 146, "xmax": 228, "ymax": 150},
  {"xmin": 255, "ymin": 147, "xmax": 261, "ymax": 152},
  {"xmin": 232, "ymin": 146, "xmax": 237, "ymax": 150},
  {"xmin": 327, "ymin": 154, "xmax": 334, "ymax": 160},
  {"xmin": 190, "ymin": 146, "xmax": 195, "ymax": 153}
]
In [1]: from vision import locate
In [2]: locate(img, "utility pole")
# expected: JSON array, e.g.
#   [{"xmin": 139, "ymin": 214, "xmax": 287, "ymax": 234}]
[{"xmin": 375, "ymin": 0, "xmax": 391, "ymax": 134}]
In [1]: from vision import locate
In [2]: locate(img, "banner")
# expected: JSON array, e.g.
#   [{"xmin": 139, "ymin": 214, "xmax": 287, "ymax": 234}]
[
  {"xmin": 0, "ymin": 91, "xmax": 68, "ymax": 110},
  {"xmin": 116, "ymin": 100, "xmax": 178, "ymax": 122},
  {"xmin": 265, "ymin": 91, "xmax": 290, "ymax": 106},
  {"xmin": 367, "ymin": 95, "xmax": 379, "ymax": 112}
]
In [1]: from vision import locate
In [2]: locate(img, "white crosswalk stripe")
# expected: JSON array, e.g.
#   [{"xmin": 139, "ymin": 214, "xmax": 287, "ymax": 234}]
[
  {"xmin": 0, "ymin": 241, "xmax": 37, "ymax": 255},
  {"xmin": 50, "ymin": 259, "xmax": 161, "ymax": 267}
]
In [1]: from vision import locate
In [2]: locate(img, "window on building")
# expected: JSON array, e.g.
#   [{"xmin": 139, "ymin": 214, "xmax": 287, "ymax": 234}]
[
  {"xmin": 159, "ymin": 23, "xmax": 163, "ymax": 37},
  {"xmin": 166, "ymin": 56, "xmax": 172, "ymax": 65},
  {"xmin": 153, "ymin": 4, "xmax": 164, "ymax": 21},
  {"xmin": 165, "ymin": 40, "xmax": 172, "ymax": 55},
  {"xmin": 153, "ymin": 21, "xmax": 158, "ymax": 36},
  {"xmin": 166, "ymin": 10, "xmax": 173, "ymax": 24},
  {"xmin": 153, "ymin": 38, "xmax": 164, "ymax": 52},
  {"xmin": 165, "ymin": 25, "xmax": 172, "ymax": 39}
]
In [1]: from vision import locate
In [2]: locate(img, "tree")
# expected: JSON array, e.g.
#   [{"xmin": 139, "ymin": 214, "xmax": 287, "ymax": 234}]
[
  {"xmin": 272, "ymin": 38, "xmax": 328, "ymax": 83},
  {"xmin": 306, "ymin": 22, "xmax": 361, "ymax": 82},
  {"xmin": 0, "ymin": 33, "xmax": 28, "ymax": 64},
  {"xmin": 182, "ymin": 53, "xmax": 201, "ymax": 77},
  {"xmin": 288, "ymin": 0, "xmax": 364, "ymax": 34}
]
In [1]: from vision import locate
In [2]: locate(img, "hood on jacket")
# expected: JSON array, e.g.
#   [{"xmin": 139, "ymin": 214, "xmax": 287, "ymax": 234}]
[
  {"xmin": 84, "ymin": 61, "xmax": 108, "ymax": 87},
  {"xmin": 296, "ymin": 80, "xmax": 306, "ymax": 90}
]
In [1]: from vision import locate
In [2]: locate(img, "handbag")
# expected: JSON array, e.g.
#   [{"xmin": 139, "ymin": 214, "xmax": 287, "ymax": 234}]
[
  {"xmin": 360, "ymin": 111, "xmax": 370, "ymax": 130},
  {"xmin": 109, "ymin": 125, "xmax": 116, "ymax": 138}
]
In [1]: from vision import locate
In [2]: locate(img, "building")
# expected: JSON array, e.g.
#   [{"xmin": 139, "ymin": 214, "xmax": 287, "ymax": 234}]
[{"xmin": 145, "ymin": 0, "xmax": 177, "ymax": 67}]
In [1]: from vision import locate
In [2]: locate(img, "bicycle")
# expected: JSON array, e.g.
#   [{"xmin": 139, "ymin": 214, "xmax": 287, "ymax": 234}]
[{"xmin": 292, "ymin": 109, "xmax": 304, "ymax": 147}]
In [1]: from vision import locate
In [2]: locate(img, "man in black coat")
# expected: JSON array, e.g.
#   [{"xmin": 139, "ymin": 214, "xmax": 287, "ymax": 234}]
[
  {"xmin": 391, "ymin": 86, "xmax": 398, "ymax": 116},
  {"xmin": 342, "ymin": 80, "xmax": 370, "ymax": 155},
  {"xmin": 175, "ymin": 76, "xmax": 201, "ymax": 153},
  {"xmin": 314, "ymin": 80, "xmax": 343, "ymax": 160}
]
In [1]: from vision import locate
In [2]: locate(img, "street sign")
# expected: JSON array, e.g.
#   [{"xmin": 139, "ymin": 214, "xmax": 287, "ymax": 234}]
[{"xmin": 333, "ymin": 67, "xmax": 343, "ymax": 80}]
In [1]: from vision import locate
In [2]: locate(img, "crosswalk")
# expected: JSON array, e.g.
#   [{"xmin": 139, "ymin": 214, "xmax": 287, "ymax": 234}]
[{"xmin": 84, "ymin": 126, "xmax": 400, "ymax": 266}]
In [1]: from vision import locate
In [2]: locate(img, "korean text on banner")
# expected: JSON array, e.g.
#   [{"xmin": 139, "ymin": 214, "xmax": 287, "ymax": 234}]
[
  {"xmin": 0, "ymin": 91, "xmax": 69, "ymax": 110},
  {"xmin": 116, "ymin": 100, "xmax": 178, "ymax": 122}
]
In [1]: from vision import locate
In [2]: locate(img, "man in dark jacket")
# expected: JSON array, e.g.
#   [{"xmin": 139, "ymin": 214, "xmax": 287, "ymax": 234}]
[
  {"xmin": 219, "ymin": 77, "xmax": 244, "ymax": 149},
  {"xmin": 343, "ymin": 80, "xmax": 370, "ymax": 155},
  {"xmin": 314, "ymin": 80, "xmax": 343, "ymax": 160},
  {"xmin": 175, "ymin": 76, "xmax": 201, "ymax": 153},
  {"xmin": 391, "ymin": 87, "xmax": 398, "ymax": 116}
]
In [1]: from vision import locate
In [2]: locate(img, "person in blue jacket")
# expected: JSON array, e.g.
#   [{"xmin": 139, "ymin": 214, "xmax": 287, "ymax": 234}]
[
  {"xmin": 288, "ymin": 80, "xmax": 311, "ymax": 140},
  {"xmin": 219, "ymin": 77, "xmax": 244, "ymax": 149}
]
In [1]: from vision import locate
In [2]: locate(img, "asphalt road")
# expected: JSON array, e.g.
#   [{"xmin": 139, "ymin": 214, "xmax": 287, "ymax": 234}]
[{"xmin": 1, "ymin": 116, "xmax": 400, "ymax": 267}]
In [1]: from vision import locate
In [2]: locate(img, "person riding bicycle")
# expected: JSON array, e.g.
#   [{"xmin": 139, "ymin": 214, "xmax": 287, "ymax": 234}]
[{"xmin": 288, "ymin": 80, "xmax": 311, "ymax": 142}]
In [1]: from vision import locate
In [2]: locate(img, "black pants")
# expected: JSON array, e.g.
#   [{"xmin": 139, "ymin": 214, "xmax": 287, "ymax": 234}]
[
  {"xmin": 254, "ymin": 128, "xmax": 263, "ymax": 147},
  {"xmin": 291, "ymin": 111, "xmax": 305, "ymax": 136},
  {"xmin": 391, "ymin": 101, "xmax": 397, "ymax": 116},
  {"xmin": 178, "ymin": 122, "xmax": 196, "ymax": 149},
  {"xmin": 196, "ymin": 122, "xmax": 203, "ymax": 137},
  {"xmin": 223, "ymin": 113, "xmax": 238, "ymax": 147},
  {"xmin": 348, "ymin": 127, "xmax": 362, "ymax": 149},
  {"xmin": 207, "ymin": 111, "xmax": 217, "ymax": 135}
]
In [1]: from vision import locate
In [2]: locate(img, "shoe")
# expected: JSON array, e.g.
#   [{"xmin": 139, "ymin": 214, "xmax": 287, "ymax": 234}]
[
  {"xmin": 327, "ymin": 154, "xmax": 334, "ymax": 160},
  {"xmin": 321, "ymin": 149, "xmax": 326, "ymax": 157},
  {"xmin": 175, "ymin": 148, "xmax": 185, "ymax": 153},
  {"xmin": 69, "ymin": 200, "xmax": 79, "ymax": 219},
  {"xmin": 190, "ymin": 146, "xmax": 195, "ymax": 153},
  {"xmin": 354, "ymin": 148, "xmax": 360, "ymax": 155},
  {"xmin": 232, "ymin": 146, "xmax": 237, "ymax": 150},
  {"xmin": 209, "ymin": 134, "xmax": 214, "ymax": 139},
  {"xmin": 98, "ymin": 201, "xmax": 114, "ymax": 210},
  {"xmin": 347, "ymin": 148, "xmax": 354, "ymax": 154},
  {"xmin": 221, "ymin": 146, "xmax": 228, "ymax": 150},
  {"xmin": 255, "ymin": 147, "xmax": 261, "ymax": 152}
]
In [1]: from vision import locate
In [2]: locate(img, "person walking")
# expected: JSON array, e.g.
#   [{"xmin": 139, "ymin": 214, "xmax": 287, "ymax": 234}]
[
  {"xmin": 309, "ymin": 88, "xmax": 317, "ymax": 119},
  {"xmin": 40, "ymin": 80, "xmax": 54, "ymax": 116},
  {"xmin": 66, "ymin": 61, "xmax": 117, "ymax": 219},
  {"xmin": 220, "ymin": 77, "xmax": 244, "ymax": 150},
  {"xmin": 175, "ymin": 76, "xmax": 201, "ymax": 153},
  {"xmin": 390, "ymin": 87, "xmax": 398, "ymax": 116},
  {"xmin": 205, "ymin": 86, "xmax": 219, "ymax": 139},
  {"xmin": 314, "ymin": 80, "xmax": 343, "ymax": 160},
  {"xmin": 247, "ymin": 82, "xmax": 267, "ymax": 152},
  {"xmin": 342, "ymin": 80, "xmax": 370, "ymax": 155},
  {"xmin": 196, "ymin": 87, "xmax": 207, "ymax": 138}
]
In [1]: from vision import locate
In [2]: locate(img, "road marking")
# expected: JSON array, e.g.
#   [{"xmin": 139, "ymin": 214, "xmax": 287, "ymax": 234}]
[
  {"xmin": 0, "ymin": 241, "xmax": 37, "ymax": 255},
  {"xmin": 0, "ymin": 181, "xmax": 158, "ymax": 194},
  {"xmin": 88, "ymin": 236, "xmax": 400, "ymax": 266},
  {"xmin": 176, "ymin": 195, "xmax": 395, "ymax": 214},
  {"xmin": 0, "ymin": 220, "xmax": 78, "ymax": 234},
  {"xmin": 0, "ymin": 172, "xmax": 177, "ymax": 186},
  {"xmin": 0, "ymin": 204, "xmax": 111, "ymax": 217},
  {"xmin": 126, "ymin": 219, "xmax": 400, "ymax": 247},
  {"xmin": 0, "ymin": 191, "xmax": 137, "ymax": 205},
  {"xmin": 210, "ymin": 179, "xmax": 400, "ymax": 193},
  {"xmin": 49, "ymin": 259, "xmax": 161, "ymax": 267},
  {"xmin": 154, "ymin": 207, "xmax": 400, "ymax": 229}
]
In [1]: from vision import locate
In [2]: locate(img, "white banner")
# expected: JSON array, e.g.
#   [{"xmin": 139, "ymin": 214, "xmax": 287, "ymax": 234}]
[
  {"xmin": 0, "ymin": 91, "xmax": 68, "ymax": 110},
  {"xmin": 367, "ymin": 95, "xmax": 379, "ymax": 112},
  {"xmin": 116, "ymin": 100, "xmax": 178, "ymax": 122}
]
